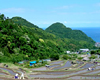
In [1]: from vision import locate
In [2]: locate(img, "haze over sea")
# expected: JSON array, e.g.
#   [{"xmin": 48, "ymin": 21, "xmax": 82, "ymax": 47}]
[{"xmin": 72, "ymin": 27, "xmax": 100, "ymax": 43}]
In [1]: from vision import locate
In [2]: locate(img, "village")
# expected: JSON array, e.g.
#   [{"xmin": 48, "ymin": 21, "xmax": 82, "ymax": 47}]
[{"xmin": 0, "ymin": 48, "xmax": 100, "ymax": 80}]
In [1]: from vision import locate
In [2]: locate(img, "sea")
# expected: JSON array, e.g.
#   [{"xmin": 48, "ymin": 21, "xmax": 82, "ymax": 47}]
[{"xmin": 72, "ymin": 27, "xmax": 100, "ymax": 43}]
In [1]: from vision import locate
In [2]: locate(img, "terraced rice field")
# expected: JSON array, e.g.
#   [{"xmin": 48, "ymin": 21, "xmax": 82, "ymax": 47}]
[
  {"xmin": 0, "ymin": 60, "xmax": 100, "ymax": 80},
  {"xmin": 52, "ymin": 61, "xmax": 72, "ymax": 70}
]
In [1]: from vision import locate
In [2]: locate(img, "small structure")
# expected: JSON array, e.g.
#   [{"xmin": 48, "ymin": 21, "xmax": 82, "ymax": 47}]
[
  {"xmin": 43, "ymin": 59, "xmax": 51, "ymax": 62},
  {"xmin": 18, "ymin": 60, "xmax": 29, "ymax": 64},
  {"xmin": 80, "ymin": 49, "xmax": 89, "ymax": 52},
  {"xmin": 77, "ymin": 51, "xmax": 79, "ymax": 54},
  {"xmin": 45, "ymin": 65, "xmax": 50, "ymax": 68},
  {"xmin": 95, "ymin": 42, "xmax": 100, "ymax": 47},
  {"xmin": 66, "ymin": 51, "xmax": 70, "ymax": 54},
  {"xmin": 83, "ymin": 57, "xmax": 89, "ymax": 61},
  {"xmin": 30, "ymin": 61, "xmax": 36, "ymax": 66},
  {"xmin": 18, "ymin": 61, "xmax": 24, "ymax": 64},
  {"xmin": 87, "ymin": 53, "xmax": 91, "ymax": 57},
  {"xmin": 39, "ymin": 59, "xmax": 51, "ymax": 62}
]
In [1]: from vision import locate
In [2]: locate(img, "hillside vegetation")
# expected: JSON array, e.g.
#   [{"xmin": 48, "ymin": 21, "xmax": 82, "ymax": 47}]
[
  {"xmin": 0, "ymin": 14, "xmax": 96, "ymax": 63},
  {"xmin": 46, "ymin": 22, "xmax": 94, "ymax": 43}
]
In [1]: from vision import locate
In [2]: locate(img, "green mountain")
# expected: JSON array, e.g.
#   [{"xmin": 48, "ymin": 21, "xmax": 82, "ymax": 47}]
[
  {"xmin": 0, "ymin": 14, "xmax": 96, "ymax": 63},
  {"xmin": 45, "ymin": 22, "xmax": 95, "ymax": 43},
  {"xmin": 0, "ymin": 14, "xmax": 64, "ymax": 62}
]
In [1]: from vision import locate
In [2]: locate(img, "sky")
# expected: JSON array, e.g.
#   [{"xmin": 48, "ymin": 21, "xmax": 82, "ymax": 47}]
[{"xmin": 0, "ymin": 0, "xmax": 100, "ymax": 29}]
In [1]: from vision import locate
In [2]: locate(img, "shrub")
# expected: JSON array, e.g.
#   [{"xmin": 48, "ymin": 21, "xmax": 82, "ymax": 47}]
[
  {"xmin": 78, "ymin": 57, "xmax": 83, "ymax": 60},
  {"xmin": 50, "ymin": 54, "xmax": 59, "ymax": 60},
  {"xmin": 62, "ymin": 54, "xmax": 69, "ymax": 60}
]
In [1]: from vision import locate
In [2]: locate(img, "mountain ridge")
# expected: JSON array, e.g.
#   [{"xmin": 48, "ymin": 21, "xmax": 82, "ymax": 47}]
[{"xmin": 45, "ymin": 22, "xmax": 95, "ymax": 43}]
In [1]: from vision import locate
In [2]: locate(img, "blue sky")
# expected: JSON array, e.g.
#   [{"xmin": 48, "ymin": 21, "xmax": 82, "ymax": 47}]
[{"xmin": 0, "ymin": 0, "xmax": 100, "ymax": 29}]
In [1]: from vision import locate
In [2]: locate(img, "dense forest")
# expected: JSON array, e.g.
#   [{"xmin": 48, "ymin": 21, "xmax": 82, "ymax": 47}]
[
  {"xmin": 0, "ymin": 14, "xmax": 96, "ymax": 63},
  {"xmin": 46, "ymin": 22, "xmax": 95, "ymax": 43}
]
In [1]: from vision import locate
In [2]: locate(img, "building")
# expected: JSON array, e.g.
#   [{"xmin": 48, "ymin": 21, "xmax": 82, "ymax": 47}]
[
  {"xmin": 30, "ymin": 61, "xmax": 36, "ymax": 66},
  {"xmin": 66, "ymin": 51, "xmax": 70, "ymax": 54},
  {"xmin": 39, "ymin": 59, "xmax": 51, "ymax": 62},
  {"xmin": 80, "ymin": 49, "xmax": 89, "ymax": 52},
  {"xmin": 43, "ymin": 59, "xmax": 51, "ymax": 62},
  {"xmin": 18, "ymin": 60, "xmax": 29, "ymax": 64},
  {"xmin": 95, "ymin": 42, "xmax": 100, "ymax": 47}
]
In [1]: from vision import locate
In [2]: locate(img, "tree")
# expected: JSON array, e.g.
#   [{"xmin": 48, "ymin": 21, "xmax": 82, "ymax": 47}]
[
  {"xmin": 50, "ymin": 54, "xmax": 59, "ymax": 60},
  {"xmin": 62, "ymin": 54, "xmax": 69, "ymax": 60},
  {"xmin": 89, "ymin": 55, "xmax": 97, "ymax": 59},
  {"xmin": 78, "ymin": 57, "xmax": 83, "ymax": 60},
  {"xmin": 91, "ymin": 51, "xmax": 96, "ymax": 55},
  {"xmin": 19, "ymin": 37, "xmax": 27, "ymax": 46}
]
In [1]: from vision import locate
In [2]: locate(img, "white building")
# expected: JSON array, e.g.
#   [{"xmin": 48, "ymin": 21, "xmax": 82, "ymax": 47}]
[
  {"xmin": 66, "ymin": 51, "xmax": 70, "ymax": 54},
  {"xmin": 80, "ymin": 49, "xmax": 89, "ymax": 52}
]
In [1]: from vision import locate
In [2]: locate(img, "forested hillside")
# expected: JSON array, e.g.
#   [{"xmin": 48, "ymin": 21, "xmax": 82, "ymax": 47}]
[
  {"xmin": 12, "ymin": 17, "xmax": 38, "ymax": 28},
  {"xmin": 45, "ymin": 22, "xmax": 95, "ymax": 44},
  {"xmin": 0, "ymin": 14, "xmax": 96, "ymax": 63}
]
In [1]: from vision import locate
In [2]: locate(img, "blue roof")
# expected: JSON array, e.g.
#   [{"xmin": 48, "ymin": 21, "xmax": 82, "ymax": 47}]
[{"xmin": 30, "ymin": 61, "xmax": 36, "ymax": 64}]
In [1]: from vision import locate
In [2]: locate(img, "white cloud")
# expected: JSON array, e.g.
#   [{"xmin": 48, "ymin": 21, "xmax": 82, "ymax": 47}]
[
  {"xmin": 0, "ymin": 8, "xmax": 25, "ymax": 13},
  {"xmin": 64, "ymin": 21, "xmax": 67, "ymax": 23}
]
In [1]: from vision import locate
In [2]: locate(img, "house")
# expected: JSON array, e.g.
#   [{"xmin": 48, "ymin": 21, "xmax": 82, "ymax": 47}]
[
  {"xmin": 30, "ymin": 61, "xmax": 36, "ymax": 66},
  {"xmin": 80, "ymin": 49, "xmax": 89, "ymax": 52},
  {"xmin": 43, "ymin": 59, "xmax": 51, "ymax": 62}
]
